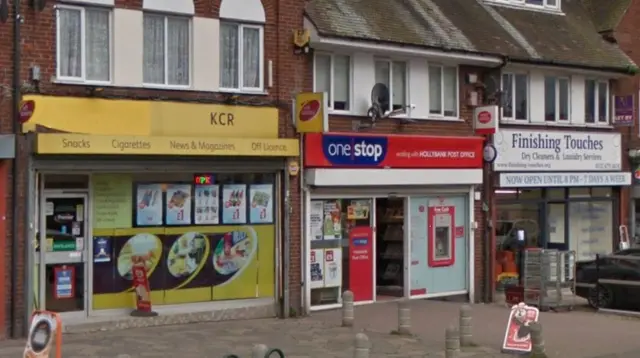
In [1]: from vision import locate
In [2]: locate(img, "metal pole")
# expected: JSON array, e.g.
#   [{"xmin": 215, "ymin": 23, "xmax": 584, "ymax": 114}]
[
  {"xmin": 10, "ymin": 0, "xmax": 22, "ymax": 338},
  {"xmin": 23, "ymin": 136, "xmax": 34, "ymax": 336},
  {"xmin": 283, "ymin": 166, "xmax": 291, "ymax": 317}
]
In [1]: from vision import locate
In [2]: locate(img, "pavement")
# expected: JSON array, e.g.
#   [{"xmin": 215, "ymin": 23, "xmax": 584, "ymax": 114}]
[{"xmin": 1, "ymin": 299, "xmax": 640, "ymax": 357}]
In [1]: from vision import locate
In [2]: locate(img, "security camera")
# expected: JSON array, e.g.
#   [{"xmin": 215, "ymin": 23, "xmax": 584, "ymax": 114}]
[{"xmin": 409, "ymin": 104, "xmax": 416, "ymax": 110}]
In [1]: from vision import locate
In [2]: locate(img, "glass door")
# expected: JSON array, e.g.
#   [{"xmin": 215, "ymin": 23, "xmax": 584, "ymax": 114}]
[{"xmin": 39, "ymin": 193, "xmax": 89, "ymax": 316}]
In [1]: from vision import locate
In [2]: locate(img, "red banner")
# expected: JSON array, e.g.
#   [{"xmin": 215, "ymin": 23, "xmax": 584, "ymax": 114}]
[
  {"xmin": 132, "ymin": 264, "xmax": 152, "ymax": 312},
  {"xmin": 501, "ymin": 303, "xmax": 540, "ymax": 354},
  {"xmin": 348, "ymin": 226, "xmax": 374, "ymax": 302}
]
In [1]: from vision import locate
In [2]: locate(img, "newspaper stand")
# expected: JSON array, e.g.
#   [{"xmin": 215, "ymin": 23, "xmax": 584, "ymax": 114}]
[{"xmin": 522, "ymin": 248, "xmax": 577, "ymax": 312}]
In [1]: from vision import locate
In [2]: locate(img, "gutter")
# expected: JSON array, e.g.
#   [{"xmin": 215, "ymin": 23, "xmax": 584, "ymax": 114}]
[{"xmin": 10, "ymin": 0, "xmax": 22, "ymax": 338}]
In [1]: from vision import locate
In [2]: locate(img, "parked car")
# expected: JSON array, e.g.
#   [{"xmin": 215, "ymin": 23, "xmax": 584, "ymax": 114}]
[{"xmin": 575, "ymin": 248, "xmax": 640, "ymax": 309}]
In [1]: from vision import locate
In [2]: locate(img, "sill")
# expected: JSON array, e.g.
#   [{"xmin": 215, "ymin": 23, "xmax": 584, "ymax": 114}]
[
  {"xmin": 142, "ymin": 83, "xmax": 191, "ymax": 90},
  {"xmin": 218, "ymin": 88, "xmax": 268, "ymax": 96},
  {"xmin": 500, "ymin": 119, "xmax": 614, "ymax": 129},
  {"xmin": 53, "ymin": 78, "xmax": 113, "ymax": 86}
]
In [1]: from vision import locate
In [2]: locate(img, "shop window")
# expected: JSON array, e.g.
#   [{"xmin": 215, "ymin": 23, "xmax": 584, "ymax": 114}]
[
  {"xmin": 495, "ymin": 202, "xmax": 542, "ymax": 290},
  {"xmin": 89, "ymin": 172, "xmax": 276, "ymax": 310},
  {"xmin": 568, "ymin": 201, "xmax": 613, "ymax": 261},
  {"xmin": 519, "ymin": 189, "xmax": 542, "ymax": 199},
  {"xmin": 547, "ymin": 188, "xmax": 565, "ymax": 200},
  {"xmin": 569, "ymin": 188, "xmax": 590, "ymax": 198},
  {"xmin": 592, "ymin": 187, "xmax": 612, "ymax": 197},
  {"xmin": 309, "ymin": 198, "xmax": 373, "ymax": 306},
  {"xmin": 548, "ymin": 203, "xmax": 566, "ymax": 245}
]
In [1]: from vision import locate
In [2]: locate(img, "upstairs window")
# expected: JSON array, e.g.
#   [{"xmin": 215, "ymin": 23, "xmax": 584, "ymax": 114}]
[
  {"xmin": 374, "ymin": 60, "xmax": 407, "ymax": 113},
  {"xmin": 220, "ymin": 23, "xmax": 264, "ymax": 92},
  {"xmin": 314, "ymin": 54, "xmax": 351, "ymax": 111},
  {"xmin": 143, "ymin": 14, "xmax": 190, "ymax": 86},
  {"xmin": 56, "ymin": 6, "xmax": 111, "ymax": 83},
  {"xmin": 544, "ymin": 76, "xmax": 570, "ymax": 122},
  {"xmin": 429, "ymin": 65, "xmax": 458, "ymax": 118},
  {"xmin": 585, "ymin": 80, "xmax": 609, "ymax": 124},
  {"xmin": 501, "ymin": 73, "xmax": 528, "ymax": 120}
]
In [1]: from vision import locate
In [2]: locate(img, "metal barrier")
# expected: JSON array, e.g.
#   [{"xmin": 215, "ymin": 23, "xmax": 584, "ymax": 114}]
[{"xmin": 587, "ymin": 253, "xmax": 640, "ymax": 315}]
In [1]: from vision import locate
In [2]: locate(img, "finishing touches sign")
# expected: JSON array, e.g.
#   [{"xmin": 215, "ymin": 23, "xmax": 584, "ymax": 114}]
[{"xmin": 493, "ymin": 129, "xmax": 621, "ymax": 172}]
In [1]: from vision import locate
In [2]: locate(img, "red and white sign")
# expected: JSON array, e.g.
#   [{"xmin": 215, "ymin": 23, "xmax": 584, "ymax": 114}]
[
  {"xmin": 348, "ymin": 226, "xmax": 374, "ymax": 302},
  {"xmin": 18, "ymin": 100, "xmax": 36, "ymax": 123},
  {"xmin": 132, "ymin": 264, "xmax": 152, "ymax": 312},
  {"xmin": 502, "ymin": 302, "xmax": 540, "ymax": 354},
  {"xmin": 305, "ymin": 133, "xmax": 483, "ymax": 168},
  {"xmin": 473, "ymin": 105, "xmax": 498, "ymax": 135},
  {"xmin": 428, "ymin": 205, "xmax": 455, "ymax": 267}
]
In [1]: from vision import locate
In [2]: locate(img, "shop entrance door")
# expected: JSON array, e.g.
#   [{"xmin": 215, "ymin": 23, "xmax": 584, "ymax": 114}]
[{"xmin": 39, "ymin": 192, "xmax": 89, "ymax": 318}]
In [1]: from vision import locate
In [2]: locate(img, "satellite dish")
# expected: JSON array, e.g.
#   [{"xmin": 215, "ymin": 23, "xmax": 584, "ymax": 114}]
[{"xmin": 367, "ymin": 83, "xmax": 390, "ymax": 121}]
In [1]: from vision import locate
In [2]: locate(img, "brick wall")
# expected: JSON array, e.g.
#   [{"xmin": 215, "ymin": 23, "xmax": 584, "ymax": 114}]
[
  {"xmin": 615, "ymin": 2, "xmax": 640, "ymax": 231},
  {"xmin": 319, "ymin": 65, "xmax": 490, "ymax": 303},
  {"xmin": 1, "ymin": 0, "xmax": 307, "ymax": 337}
]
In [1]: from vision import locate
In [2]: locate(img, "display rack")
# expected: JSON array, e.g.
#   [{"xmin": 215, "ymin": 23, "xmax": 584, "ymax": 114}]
[
  {"xmin": 522, "ymin": 248, "xmax": 577, "ymax": 311},
  {"xmin": 377, "ymin": 201, "xmax": 404, "ymax": 294}
]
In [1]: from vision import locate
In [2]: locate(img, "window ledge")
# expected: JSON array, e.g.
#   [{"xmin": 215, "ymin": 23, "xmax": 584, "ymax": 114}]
[
  {"xmin": 218, "ymin": 88, "xmax": 268, "ymax": 96},
  {"xmin": 500, "ymin": 119, "xmax": 614, "ymax": 129},
  {"xmin": 53, "ymin": 78, "xmax": 113, "ymax": 86},
  {"xmin": 142, "ymin": 83, "xmax": 192, "ymax": 91}
]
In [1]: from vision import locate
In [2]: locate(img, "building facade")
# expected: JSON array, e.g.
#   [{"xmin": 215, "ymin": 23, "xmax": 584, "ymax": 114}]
[
  {"xmin": 300, "ymin": 0, "xmax": 636, "ymax": 311},
  {"xmin": 0, "ymin": 0, "xmax": 307, "ymax": 338}
]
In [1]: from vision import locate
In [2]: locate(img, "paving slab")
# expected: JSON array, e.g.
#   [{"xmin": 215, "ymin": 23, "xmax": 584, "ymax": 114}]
[{"xmin": 0, "ymin": 300, "xmax": 638, "ymax": 357}]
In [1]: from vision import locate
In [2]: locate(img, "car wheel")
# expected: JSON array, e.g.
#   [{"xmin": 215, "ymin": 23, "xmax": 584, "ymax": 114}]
[{"xmin": 588, "ymin": 285, "xmax": 613, "ymax": 309}]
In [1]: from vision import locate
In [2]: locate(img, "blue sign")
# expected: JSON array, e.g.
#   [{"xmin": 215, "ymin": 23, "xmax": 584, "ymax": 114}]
[
  {"xmin": 93, "ymin": 237, "xmax": 112, "ymax": 263},
  {"xmin": 321, "ymin": 135, "xmax": 388, "ymax": 166},
  {"xmin": 55, "ymin": 267, "xmax": 73, "ymax": 299}
]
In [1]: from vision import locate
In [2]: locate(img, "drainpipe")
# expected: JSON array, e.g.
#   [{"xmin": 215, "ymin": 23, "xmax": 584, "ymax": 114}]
[
  {"xmin": 10, "ymin": 0, "xmax": 22, "ymax": 338},
  {"xmin": 483, "ymin": 56, "xmax": 508, "ymax": 304}
]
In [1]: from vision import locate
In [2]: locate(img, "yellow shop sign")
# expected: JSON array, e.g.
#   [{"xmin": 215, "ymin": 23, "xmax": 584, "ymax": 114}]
[
  {"xmin": 294, "ymin": 92, "xmax": 327, "ymax": 133},
  {"xmin": 22, "ymin": 95, "xmax": 280, "ymax": 138},
  {"xmin": 36, "ymin": 134, "xmax": 299, "ymax": 157}
]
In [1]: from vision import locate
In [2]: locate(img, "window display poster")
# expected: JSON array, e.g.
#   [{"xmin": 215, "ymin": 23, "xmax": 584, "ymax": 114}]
[
  {"xmin": 135, "ymin": 184, "xmax": 163, "ymax": 226},
  {"xmin": 310, "ymin": 201, "xmax": 324, "ymax": 240},
  {"xmin": 92, "ymin": 174, "xmax": 133, "ymax": 229},
  {"xmin": 309, "ymin": 249, "xmax": 325, "ymax": 289},
  {"xmin": 249, "ymin": 184, "xmax": 273, "ymax": 224},
  {"xmin": 409, "ymin": 197, "xmax": 429, "ymax": 296},
  {"xmin": 194, "ymin": 185, "xmax": 219, "ymax": 225},
  {"xmin": 348, "ymin": 226, "xmax": 373, "ymax": 302},
  {"xmin": 53, "ymin": 265, "xmax": 75, "ymax": 299},
  {"xmin": 93, "ymin": 237, "xmax": 112, "ymax": 263},
  {"xmin": 323, "ymin": 248, "xmax": 342, "ymax": 288},
  {"xmin": 222, "ymin": 184, "xmax": 247, "ymax": 224},
  {"xmin": 347, "ymin": 200, "xmax": 370, "ymax": 220},
  {"xmin": 165, "ymin": 184, "xmax": 193, "ymax": 226},
  {"xmin": 323, "ymin": 200, "xmax": 342, "ymax": 240}
]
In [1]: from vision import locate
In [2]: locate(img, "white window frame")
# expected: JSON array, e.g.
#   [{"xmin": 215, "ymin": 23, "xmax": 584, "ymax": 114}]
[
  {"xmin": 312, "ymin": 52, "xmax": 352, "ymax": 113},
  {"xmin": 142, "ymin": 13, "xmax": 192, "ymax": 88},
  {"xmin": 501, "ymin": 72, "xmax": 529, "ymax": 121},
  {"xmin": 585, "ymin": 79, "xmax": 610, "ymax": 125},
  {"xmin": 219, "ymin": 22, "xmax": 265, "ymax": 93},
  {"xmin": 55, "ymin": 4, "xmax": 113, "ymax": 84},
  {"xmin": 488, "ymin": 0, "xmax": 561, "ymax": 11},
  {"xmin": 544, "ymin": 76, "xmax": 571, "ymax": 122},
  {"xmin": 428, "ymin": 64, "xmax": 459, "ymax": 119},
  {"xmin": 374, "ymin": 59, "xmax": 409, "ymax": 115}
]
